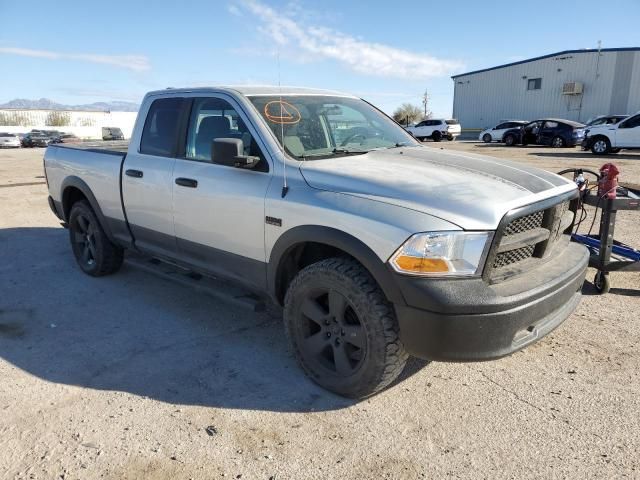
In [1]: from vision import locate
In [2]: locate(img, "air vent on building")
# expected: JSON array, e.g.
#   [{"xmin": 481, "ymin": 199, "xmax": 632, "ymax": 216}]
[{"xmin": 562, "ymin": 82, "xmax": 584, "ymax": 95}]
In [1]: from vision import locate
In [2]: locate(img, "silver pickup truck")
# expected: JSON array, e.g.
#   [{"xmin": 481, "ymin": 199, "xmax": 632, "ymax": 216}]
[{"xmin": 44, "ymin": 86, "xmax": 588, "ymax": 398}]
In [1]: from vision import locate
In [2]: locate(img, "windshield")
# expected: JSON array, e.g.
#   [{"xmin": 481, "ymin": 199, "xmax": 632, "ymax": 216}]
[{"xmin": 247, "ymin": 95, "xmax": 417, "ymax": 159}]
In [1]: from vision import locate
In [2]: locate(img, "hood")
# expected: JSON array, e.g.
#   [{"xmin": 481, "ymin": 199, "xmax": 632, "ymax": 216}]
[{"xmin": 299, "ymin": 146, "xmax": 575, "ymax": 230}]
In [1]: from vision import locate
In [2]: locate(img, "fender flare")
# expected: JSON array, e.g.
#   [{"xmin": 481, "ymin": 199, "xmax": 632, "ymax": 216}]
[
  {"xmin": 267, "ymin": 225, "xmax": 405, "ymax": 306},
  {"xmin": 60, "ymin": 176, "xmax": 116, "ymax": 243}
]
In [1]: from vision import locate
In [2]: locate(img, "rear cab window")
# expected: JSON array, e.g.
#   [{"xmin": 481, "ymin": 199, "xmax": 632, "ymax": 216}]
[{"xmin": 140, "ymin": 97, "xmax": 187, "ymax": 157}]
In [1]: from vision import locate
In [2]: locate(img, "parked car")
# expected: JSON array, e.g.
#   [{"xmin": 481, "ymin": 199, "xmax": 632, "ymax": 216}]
[
  {"xmin": 60, "ymin": 133, "xmax": 81, "ymax": 143},
  {"xmin": 502, "ymin": 119, "xmax": 585, "ymax": 147},
  {"xmin": 44, "ymin": 86, "xmax": 587, "ymax": 398},
  {"xmin": 582, "ymin": 111, "xmax": 640, "ymax": 154},
  {"xmin": 479, "ymin": 121, "xmax": 528, "ymax": 143},
  {"xmin": 405, "ymin": 118, "xmax": 461, "ymax": 142},
  {"xmin": 21, "ymin": 132, "xmax": 51, "ymax": 148},
  {"xmin": 102, "ymin": 127, "xmax": 125, "ymax": 141},
  {"xmin": 0, "ymin": 132, "xmax": 21, "ymax": 148},
  {"xmin": 32, "ymin": 129, "xmax": 63, "ymax": 144},
  {"xmin": 577, "ymin": 115, "xmax": 628, "ymax": 149}
]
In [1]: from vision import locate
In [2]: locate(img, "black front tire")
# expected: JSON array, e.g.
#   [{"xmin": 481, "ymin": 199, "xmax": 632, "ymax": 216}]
[
  {"xmin": 284, "ymin": 258, "xmax": 408, "ymax": 399},
  {"xmin": 432, "ymin": 131, "xmax": 442, "ymax": 142},
  {"xmin": 504, "ymin": 134, "xmax": 516, "ymax": 146},
  {"xmin": 591, "ymin": 137, "xmax": 611, "ymax": 155},
  {"xmin": 482, "ymin": 133, "xmax": 492, "ymax": 143},
  {"xmin": 69, "ymin": 200, "xmax": 124, "ymax": 276}
]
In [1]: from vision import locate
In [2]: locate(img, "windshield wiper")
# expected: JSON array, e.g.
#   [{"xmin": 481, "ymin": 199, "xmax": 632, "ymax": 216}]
[
  {"xmin": 331, "ymin": 148, "xmax": 369, "ymax": 154},
  {"xmin": 300, "ymin": 148, "xmax": 369, "ymax": 159}
]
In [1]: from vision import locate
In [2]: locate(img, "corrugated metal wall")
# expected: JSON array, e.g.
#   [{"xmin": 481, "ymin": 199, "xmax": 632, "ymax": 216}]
[{"xmin": 452, "ymin": 50, "xmax": 640, "ymax": 130}]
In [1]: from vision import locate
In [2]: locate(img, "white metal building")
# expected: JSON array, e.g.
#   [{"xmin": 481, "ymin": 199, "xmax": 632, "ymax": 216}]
[
  {"xmin": 451, "ymin": 48, "xmax": 640, "ymax": 130},
  {"xmin": 0, "ymin": 109, "xmax": 138, "ymax": 139}
]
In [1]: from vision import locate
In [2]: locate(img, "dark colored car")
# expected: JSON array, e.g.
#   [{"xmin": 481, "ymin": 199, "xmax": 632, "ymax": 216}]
[
  {"xmin": 21, "ymin": 132, "xmax": 51, "ymax": 148},
  {"xmin": 102, "ymin": 127, "xmax": 124, "ymax": 141},
  {"xmin": 60, "ymin": 133, "xmax": 81, "ymax": 143},
  {"xmin": 31, "ymin": 129, "xmax": 63, "ymax": 144},
  {"xmin": 503, "ymin": 119, "xmax": 585, "ymax": 148}
]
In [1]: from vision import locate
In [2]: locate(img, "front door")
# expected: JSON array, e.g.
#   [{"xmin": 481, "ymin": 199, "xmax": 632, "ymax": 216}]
[
  {"xmin": 122, "ymin": 96, "xmax": 189, "ymax": 258},
  {"xmin": 171, "ymin": 95, "xmax": 273, "ymax": 290},
  {"xmin": 615, "ymin": 114, "xmax": 640, "ymax": 147}
]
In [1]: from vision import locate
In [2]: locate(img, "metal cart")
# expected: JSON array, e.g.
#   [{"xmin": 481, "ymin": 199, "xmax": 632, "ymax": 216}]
[{"xmin": 558, "ymin": 168, "xmax": 640, "ymax": 294}]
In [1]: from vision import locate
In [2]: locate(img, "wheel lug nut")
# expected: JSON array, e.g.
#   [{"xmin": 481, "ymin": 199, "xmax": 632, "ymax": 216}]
[{"xmin": 326, "ymin": 332, "xmax": 331, "ymax": 338}]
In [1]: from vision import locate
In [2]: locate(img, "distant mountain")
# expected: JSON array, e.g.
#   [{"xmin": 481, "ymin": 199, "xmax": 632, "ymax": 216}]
[{"xmin": 0, "ymin": 98, "xmax": 140, "ymax": 112}]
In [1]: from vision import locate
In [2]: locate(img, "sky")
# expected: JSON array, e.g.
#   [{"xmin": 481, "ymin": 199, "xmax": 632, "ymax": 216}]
[{"xmin": 1, "ymin": 0, "xmax": 639, "ymax": 117}]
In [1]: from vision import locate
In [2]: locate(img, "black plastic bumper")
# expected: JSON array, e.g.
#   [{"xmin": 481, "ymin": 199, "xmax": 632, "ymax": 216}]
[{"xmin": 394, "ymin": 242, "xmax": 589, "ymax": 361}]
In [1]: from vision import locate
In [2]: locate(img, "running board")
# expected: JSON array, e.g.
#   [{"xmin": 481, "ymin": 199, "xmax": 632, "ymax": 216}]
[{"xmin": 125, "ymin": 253, "xmax": 266, "ymax": 312}]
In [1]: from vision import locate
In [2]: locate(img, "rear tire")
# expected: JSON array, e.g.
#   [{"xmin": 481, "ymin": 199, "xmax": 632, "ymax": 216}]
[
  {"xmin": 482, "ymin": 133, "xmax": 492, "ymax": 143},
  {"xmin": 551, "ymin": 136, "xmax": 565, "ymax": 148},
  {"xmin": 68, "ymin": 200, "xmax": 124, "ymax": 276},
  {"xmin": 432, "ymin": 131, "xmax": 442, "ymax": 142},
  {"xmin": 284, "ymin": 257, "xmax": 408, "ymax": 399}
]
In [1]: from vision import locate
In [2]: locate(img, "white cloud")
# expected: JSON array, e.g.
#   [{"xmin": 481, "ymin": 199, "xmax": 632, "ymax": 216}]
[
  {"xmin": 234, "ymin": 0, "xmax": 463, "ymax": 78},
  {"xmin": 0, "ymin": 47, "xmax": 151, "ymax": 72}
]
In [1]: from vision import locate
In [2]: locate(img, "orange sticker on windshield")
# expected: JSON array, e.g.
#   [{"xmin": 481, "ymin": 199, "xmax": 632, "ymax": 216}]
[{"xmin": 264, "ymin": 100, "xmax": 301, "ymax": 125}]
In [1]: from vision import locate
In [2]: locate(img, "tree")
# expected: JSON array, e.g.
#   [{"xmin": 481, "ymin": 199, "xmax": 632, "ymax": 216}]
[
  {"xmin": 393, "ymin": 103, "xmax": 423, "ymax": 126},
  {"xmin": 0, "ymin": 112, "xmax": 29, "ymax": 126},
  {"xmin": 45, "ymin": 111, "xmax": 71, "ymax": 127}
]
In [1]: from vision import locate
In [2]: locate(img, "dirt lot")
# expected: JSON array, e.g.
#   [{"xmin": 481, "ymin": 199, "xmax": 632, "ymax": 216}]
[{"xmin": 1, "ymin": 144, "xmax": 639, "ymax": 479}]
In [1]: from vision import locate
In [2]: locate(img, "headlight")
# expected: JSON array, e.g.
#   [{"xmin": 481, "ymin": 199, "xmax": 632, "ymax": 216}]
[{"xmin": 390, "ymin": 231, "xmax": 493, "ymax": 276}]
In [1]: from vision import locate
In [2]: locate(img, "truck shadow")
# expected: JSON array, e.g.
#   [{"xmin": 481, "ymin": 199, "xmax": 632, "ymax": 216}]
[{"xmin": 0, "ymin": 227, "xmax": 428, "ymax": 413}]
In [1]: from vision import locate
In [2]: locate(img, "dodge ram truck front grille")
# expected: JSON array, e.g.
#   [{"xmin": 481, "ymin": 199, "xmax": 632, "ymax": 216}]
[
  {"xmin": 493, "ymin": 245, "xmax": 536, "ymax": 268},
  {"xmin": 504, "ymin": 211, "xmax": 544, "ymax": 235},
  {"xmin": 486, "ymin": 198, "xmax": 575, "ymax": 282}
]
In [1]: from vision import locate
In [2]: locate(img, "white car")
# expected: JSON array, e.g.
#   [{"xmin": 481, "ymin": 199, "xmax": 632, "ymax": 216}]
[
  {"xmin": 479, "ymin": 121, "xmax": 527, "ymax": 143},
  {"xmin": 583, "ymin": 112, "xmax": 640, "ymax": 154},
  {"xmin": 0, "ymin": 132, "xmax": 21, "ymax": 148},
  {"xmin": 406, "ymin": 119, "xmax": 461, "ymax": 142}
]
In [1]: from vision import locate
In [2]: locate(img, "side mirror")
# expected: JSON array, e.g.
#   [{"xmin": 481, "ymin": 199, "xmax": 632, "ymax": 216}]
[{"xmin": 212, "ymin": 138, "xmax": 260, "ymax": 169}]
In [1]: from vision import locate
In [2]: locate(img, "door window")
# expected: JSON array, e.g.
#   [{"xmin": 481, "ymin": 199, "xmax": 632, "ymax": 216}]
[
  {"xmin": 620, "ymin": 114, "xmax": 640, "ymax": 129},
  {"xmin": 140, "ymin": 97, "xmax": 186, "ymax": 156},
  {"xmin": 185, "ymin": 97, "xmax": 268, "ymax": 171},
  {"xmin": 544, "ymin": 121, "xmax": 558, "ymax": 129}
]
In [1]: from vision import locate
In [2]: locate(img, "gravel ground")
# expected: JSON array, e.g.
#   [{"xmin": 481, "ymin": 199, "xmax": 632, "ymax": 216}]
[{"xmin": 1, "ymin": 145, "xmax": 639, "ymax": 480}]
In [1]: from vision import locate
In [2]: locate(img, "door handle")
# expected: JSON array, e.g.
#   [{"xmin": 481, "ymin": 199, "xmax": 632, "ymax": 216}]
[
  {"xmin": 125, "ymin": 169, "xmax": 143, "ymax": 178},
  {"xmin": 175, "ymin": 177, "xmax": 198, "ymax": 188}
]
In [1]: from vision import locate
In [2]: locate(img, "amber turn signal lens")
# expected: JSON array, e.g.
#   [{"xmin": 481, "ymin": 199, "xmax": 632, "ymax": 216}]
[{"xmin": 393, "ymin": 256, "xmax": 449, "ymax": 273}]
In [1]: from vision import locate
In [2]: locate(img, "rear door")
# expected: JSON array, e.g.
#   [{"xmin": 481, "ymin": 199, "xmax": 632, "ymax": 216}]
[
  {"xmin": 615, "ymin": 114, "xmax": 640, "ymax": 147},
  {"xmin": 170, "ymin": 95, "xmax": 273, "ymax": 290},
  {"xmin": 122, "ymin": 96, "xmax": 189, "ymax": 257}
]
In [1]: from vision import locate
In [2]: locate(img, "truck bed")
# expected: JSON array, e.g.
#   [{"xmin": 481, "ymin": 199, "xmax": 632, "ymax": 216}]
[{"xmin": 44, "ymin": 143, "xmax": 128, "ymax": 230}]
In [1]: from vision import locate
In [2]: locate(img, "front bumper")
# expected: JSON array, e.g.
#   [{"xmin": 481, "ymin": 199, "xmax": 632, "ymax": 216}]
[{"xmin": 393, "ymin": 242, "xmax": 589, "ymax": 361}]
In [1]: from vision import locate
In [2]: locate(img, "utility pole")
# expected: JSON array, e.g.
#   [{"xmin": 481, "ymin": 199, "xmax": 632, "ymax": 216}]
[{"xmin": 422, "ymin": 89, "xmax": 429, "ymax": 118}]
